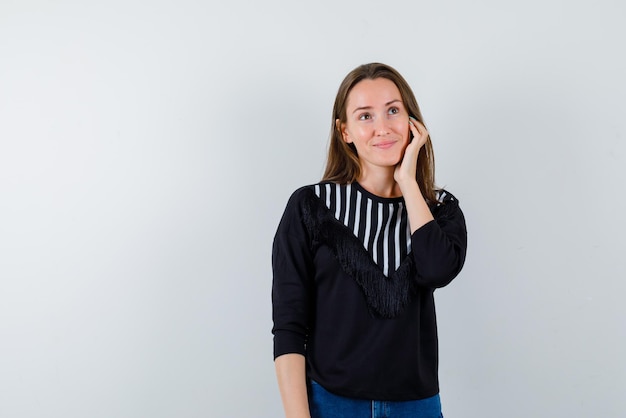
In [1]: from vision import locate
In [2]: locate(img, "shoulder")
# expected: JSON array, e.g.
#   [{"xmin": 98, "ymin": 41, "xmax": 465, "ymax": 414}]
[
  {"xmin": 285, "ymin": 181, "xmax": 342, "ymax": 205},
  {"xmin": 435, "ymin": 189, "xmax": 459, "ymax": 205},
  {"xmin": 284, "ymin": 184, "xmax": 320, "ymax": 206},
  {"xmin": 279, "ymin": 184, "xmax": 326, "ymax": 221},
  {"xmin": 276, "ymin": 184, "xmax": 330, "ymax": 237},
  {"xmin": 431, "ymin": 189, "xmax": 464, "ymax": 220}
]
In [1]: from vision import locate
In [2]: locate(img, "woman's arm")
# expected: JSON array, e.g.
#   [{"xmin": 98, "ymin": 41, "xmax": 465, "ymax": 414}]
[
  {"xmin": 394, "ymin": 118, "xmax": 433, "ymax": 233},
  {"xmin": 395, "ymin": 118, "xmax": 467, "ymax": 287},
  {"xmin": 275, "ymin": 353, "xmax": 311, "ymax": 418},
  {"xmin": 272, "ymin": 190, "xmax": 315, "ymax": 417}
]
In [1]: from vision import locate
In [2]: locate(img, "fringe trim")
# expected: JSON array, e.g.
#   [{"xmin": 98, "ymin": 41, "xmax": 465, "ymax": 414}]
[{"xmin": 300, "ymin": 188, "xmax": 417, "ymax": 319}]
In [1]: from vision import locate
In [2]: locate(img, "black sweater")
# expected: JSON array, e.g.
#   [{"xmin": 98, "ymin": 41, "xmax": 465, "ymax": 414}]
[{"xmin": 272, "ymin": 183, "xmax": 467, "ymax": 401}]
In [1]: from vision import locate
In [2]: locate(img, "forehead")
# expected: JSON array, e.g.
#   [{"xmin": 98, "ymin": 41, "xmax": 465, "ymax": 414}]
[{"xmin": 347, "ymin": 78, "xmax": 402, "ymax": 108}]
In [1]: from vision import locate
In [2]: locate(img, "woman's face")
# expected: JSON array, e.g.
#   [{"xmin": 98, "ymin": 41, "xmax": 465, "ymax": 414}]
[{"xmin": 339, "ymin": 78, "xmax": 410, "ymax": 174}]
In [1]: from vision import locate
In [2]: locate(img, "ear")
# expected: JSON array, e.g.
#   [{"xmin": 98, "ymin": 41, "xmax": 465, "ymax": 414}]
[{"xmin": 336, "ymin": 119, "xmax": 350, "ymax": 143}]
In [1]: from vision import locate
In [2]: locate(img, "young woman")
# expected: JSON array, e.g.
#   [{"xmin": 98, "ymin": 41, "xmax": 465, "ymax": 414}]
[{"xmin": 272, "ymin": 63, "xmax": 467, "ymax": 418}]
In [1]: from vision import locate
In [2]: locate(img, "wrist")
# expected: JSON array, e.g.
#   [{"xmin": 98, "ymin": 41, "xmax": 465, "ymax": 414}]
[{"xmin": 396, "ymin": 177, "xmax": 419, "ymax": 192}]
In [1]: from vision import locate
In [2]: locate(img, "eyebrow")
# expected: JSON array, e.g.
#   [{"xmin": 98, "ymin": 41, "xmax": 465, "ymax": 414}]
[{"xmin": 352, "ymin": 99, "xmax": 402, "ymax": 114}]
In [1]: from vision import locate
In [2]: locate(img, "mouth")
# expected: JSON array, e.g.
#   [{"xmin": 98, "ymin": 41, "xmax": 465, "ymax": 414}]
[{"xmin": 373, "ymin": 140, "xmax": 397, "ymax": 150}]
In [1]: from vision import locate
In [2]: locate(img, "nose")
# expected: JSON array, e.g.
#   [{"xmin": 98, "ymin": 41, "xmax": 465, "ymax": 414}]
[{"xmin": 374, "ymin": 118, "xmax": 389, "ymax": 136}]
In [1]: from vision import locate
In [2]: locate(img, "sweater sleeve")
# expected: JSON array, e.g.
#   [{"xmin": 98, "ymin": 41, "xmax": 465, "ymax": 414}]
[
  {"xmin": 411, "ymin": 190, "xmax": 467, "ymax": 288},
  {"xmin": 271, "ymin": 188, "xmax": 314, "ymax": 359}
]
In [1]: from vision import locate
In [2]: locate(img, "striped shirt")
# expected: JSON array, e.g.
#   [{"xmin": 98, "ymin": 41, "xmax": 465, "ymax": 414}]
[{"xmin": 314, "ymin": 182, "xmax": 411, "ymax": 277}]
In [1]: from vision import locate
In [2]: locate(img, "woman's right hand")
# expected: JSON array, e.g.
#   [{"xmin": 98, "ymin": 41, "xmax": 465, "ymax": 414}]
[{"xmin": 394, "ymin": 117, "xmax": 429, "ymax": 187}]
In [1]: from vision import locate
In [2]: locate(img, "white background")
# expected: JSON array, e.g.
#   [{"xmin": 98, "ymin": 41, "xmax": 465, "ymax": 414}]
[{"xmin": 1, "ymin": 1, "xmax": 625, "ymax": 417}]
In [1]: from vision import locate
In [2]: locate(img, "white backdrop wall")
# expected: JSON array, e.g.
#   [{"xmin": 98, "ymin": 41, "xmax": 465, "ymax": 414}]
[{"xmin": 1, "ymin": 1, "xmax": 625, "ymax": 417}]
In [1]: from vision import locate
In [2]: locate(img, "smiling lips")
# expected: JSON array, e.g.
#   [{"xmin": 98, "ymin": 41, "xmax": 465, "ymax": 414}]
[{"xmin": 373, "ymin": 140, "xmax": 397, "ymax": 150}]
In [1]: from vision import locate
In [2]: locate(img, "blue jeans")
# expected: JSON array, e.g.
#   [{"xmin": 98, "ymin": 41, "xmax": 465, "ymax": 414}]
[{"xmin": 309, "ymin": 380, "xmax": 443, "ymax": 418}]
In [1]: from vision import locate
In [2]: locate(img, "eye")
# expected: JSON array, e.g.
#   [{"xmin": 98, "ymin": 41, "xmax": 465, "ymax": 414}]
[
  {"xmin": 388, "ymin": 107, "xmax": 400, "ymax": 115},
  {"xmin": 358, "ymin": 113, "xmax": 371, "ymax": 121}
]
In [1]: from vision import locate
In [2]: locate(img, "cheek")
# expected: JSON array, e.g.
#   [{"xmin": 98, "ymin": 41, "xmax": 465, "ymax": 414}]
[
  {"xmin": 394, "ymin": 121, "xmax": 410, "ymax": 142},
  {"xmin": 352, "ymin": 124, "xmax": 370, "ymax": 136},
  {"xmin": 348, "ymin": 126, "xmax": 371, "ymax": 144}
]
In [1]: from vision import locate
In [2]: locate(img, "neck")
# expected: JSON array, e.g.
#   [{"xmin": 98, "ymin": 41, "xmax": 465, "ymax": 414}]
[{"xmin": 357, "ymin": 168, "xmax": 401, "ymax": 198}]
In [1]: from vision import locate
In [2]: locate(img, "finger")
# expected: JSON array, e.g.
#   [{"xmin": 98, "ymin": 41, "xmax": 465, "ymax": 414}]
[
  {"xmin": 409, "ymin": 123, "xmax": 429, "ymax": 151},
  {"xmin": 404, "ymin": 134, "xmax": 422, "ymax": 159},
  {"xmin": 409, "ymin": 118, "xmax": 428, "ymax": 141},
  {"xmin": 410, "ymin": 118, "xmax": 428, "ymax": 137},
  {"xmin": 408, "ymin": 119, "xmax": 420, "ymax": 140}
]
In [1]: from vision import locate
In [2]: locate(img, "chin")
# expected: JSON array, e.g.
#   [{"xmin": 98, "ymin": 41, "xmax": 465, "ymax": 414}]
[{"xmin": 381, "ymin": 157, "xmax": 403, "ymax": 167}]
